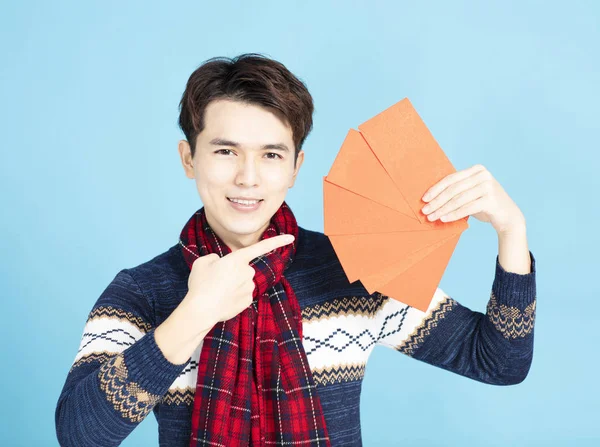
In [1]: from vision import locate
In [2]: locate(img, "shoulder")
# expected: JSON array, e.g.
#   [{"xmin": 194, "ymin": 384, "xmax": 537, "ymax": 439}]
[
  {"xmin": 103, "ymin": 243, "xmax": 189, "ymax": 324},
  {"xmin": 123, "ymin": 242, "xmax": 189, "ymax": 299},
  {"xmin": 291, "ymin": 226, "xmax": 369, "ymax": 297},
  {"xmin": 124, "ymin": 243, "xmax": 186, "ymax": 281},
  {"xmin": 296, "ymin": 226, "xmax": 337, "ymax": 260},
  {"xmin": 293, "ymin": 226, "xmax": 342, "ymax": 273}
]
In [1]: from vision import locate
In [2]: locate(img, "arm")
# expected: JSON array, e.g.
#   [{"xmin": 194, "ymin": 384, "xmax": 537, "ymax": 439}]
[
  {"xmin": 373, "ymin": 250, "xmax": 536, "ymax": 386},
  {"xmin": 54, "ymin": 270, "xmax": 192, "ymax": 447}
]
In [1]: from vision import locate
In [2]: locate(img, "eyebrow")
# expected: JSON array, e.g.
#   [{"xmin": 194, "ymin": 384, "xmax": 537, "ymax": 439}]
[{"xmin": 209, "ymin": 138, "xmax": 290, "ymax": 153}]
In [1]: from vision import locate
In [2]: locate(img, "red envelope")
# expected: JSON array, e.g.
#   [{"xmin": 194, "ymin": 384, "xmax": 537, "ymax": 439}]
[{"xmin": 323, "ymin": 98, "xmax": 469, "ymax": 312}]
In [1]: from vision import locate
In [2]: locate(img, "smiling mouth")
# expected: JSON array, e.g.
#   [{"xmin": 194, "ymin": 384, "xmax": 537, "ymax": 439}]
[
  {"xmin": 227, "ymin": 198, "xmax": 264, "ymax": 204},
  {"xmin": 226, "ymin": 197, "xmax": 264, "ymax": 210}
]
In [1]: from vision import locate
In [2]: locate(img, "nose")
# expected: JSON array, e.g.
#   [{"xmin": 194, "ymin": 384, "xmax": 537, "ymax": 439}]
[{"xmin": 235, "ymin": 155, "xmax": 260, "ymax": 187}]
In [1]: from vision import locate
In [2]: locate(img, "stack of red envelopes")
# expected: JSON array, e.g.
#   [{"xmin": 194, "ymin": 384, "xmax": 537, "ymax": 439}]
[{"xmin": 323, "ymin": 98, "xmax": 469, "ymax": 312}]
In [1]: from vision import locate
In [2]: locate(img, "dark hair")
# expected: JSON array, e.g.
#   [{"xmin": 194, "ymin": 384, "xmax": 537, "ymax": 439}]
[{"xmin": 178, "ymin": 53, "xmax": 314, "ymax": 167}]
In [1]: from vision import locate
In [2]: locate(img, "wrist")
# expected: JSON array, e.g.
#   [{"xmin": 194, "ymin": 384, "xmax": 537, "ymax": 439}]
[
  {"xmin": 154, "ymin": 297, "xmax": 215, "ymax": 366},
  {"xmin": 497, "ymin": 220, "xmax": 527, "ymax": 238},
  {"xmin": 179, "ymin": 293, "xmax": 217, "ymax": 337}
]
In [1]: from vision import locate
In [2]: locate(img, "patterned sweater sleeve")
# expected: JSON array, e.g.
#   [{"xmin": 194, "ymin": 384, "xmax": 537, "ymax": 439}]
[
  {"xmin": 372, "ymin": 251, "xmax": 537, "ymax": 385},
  {"xmin": 55, "ymin": 269, "xmax": 189, "ymax": 447}
]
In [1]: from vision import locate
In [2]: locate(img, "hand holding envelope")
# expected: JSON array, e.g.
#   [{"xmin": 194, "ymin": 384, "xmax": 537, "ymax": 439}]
[{"xmin": 323, "ymin": 98, "xmax": 469, "ymax": 312}]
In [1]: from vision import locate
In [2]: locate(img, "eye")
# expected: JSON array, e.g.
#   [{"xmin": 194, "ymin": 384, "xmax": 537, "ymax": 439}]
[
  {"xmin": 265, "ymin": 152, "xmax": 283, "ymax": 160},
  {"xmin": 215, "ymin": 149, "xmax": 282, "ymax": 160}
]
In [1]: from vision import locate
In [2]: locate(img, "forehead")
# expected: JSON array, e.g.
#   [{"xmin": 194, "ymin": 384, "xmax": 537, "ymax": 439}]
[{"xmin": 201, "ymin": 99, "xmax": 293, "ymax": 144}]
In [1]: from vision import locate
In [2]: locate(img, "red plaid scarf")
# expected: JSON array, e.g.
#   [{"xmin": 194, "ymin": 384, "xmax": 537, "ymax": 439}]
[{"xmin": 179, "ymin": 201, "xmax": 331, "ymax": 447}]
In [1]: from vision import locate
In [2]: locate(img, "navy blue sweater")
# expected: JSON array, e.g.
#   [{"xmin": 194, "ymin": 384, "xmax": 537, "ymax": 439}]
[{"xmin": 55, "ymin": 225, "xmax": 537, "ymax": 446}]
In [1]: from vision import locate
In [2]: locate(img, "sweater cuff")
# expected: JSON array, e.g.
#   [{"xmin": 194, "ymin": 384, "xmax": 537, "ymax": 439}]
[
  {"xmin": 123, "ymin": 327, "xmax": 189, "ymax": 396},
  {"xmin": 492, "ymin": 250, "xmax": 537, "ymax": 309}
]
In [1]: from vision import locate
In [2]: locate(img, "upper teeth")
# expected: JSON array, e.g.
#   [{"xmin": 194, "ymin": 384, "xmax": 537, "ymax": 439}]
[{"xmin": 229, "ymin": 198, "xmax": 260, "ymax": 205}]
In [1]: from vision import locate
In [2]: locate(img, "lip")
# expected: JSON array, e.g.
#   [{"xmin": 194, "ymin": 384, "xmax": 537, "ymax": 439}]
[{"xmin": 227, "ymin": 197, "xmax": 263, "ymax": 212}]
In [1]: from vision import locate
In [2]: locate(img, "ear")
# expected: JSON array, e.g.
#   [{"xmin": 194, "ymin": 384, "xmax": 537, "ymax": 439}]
[
  {"xmin": 289, "ymin": 149, "xmax": 305, "ymax": 188},
  {"xmin": 178, "ymin": 140, "xmax": 195, "ymax": 179}
]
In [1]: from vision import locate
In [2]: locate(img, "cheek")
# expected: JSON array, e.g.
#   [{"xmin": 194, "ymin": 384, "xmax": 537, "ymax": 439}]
[
  {"xmin": 267, "ymin": 175, "xmax": 289, "ymax": 191},
  {"xmin": 263, "ymin": 165, "xmax": 293, "ymax": 189},
  {"xmin": 197, "ymin": 164, "xmax": 232, "ymax": 189}
]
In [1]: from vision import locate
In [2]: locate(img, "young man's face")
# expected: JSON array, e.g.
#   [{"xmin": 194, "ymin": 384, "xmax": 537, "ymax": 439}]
[{"xmin": 178, "ymin": 98, "xmax": 305, "ymax": 252}]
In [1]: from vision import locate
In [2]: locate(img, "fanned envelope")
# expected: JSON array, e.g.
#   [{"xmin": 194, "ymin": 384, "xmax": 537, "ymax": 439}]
[{"xmin": 323, "ymin": 98, "xmax": 469, "ymax": 312}]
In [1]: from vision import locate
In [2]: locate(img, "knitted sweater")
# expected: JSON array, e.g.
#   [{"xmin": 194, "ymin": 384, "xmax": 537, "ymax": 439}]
[{"xmin": 55, "ymin": 225, "xmax": 537, "ymax": 446}]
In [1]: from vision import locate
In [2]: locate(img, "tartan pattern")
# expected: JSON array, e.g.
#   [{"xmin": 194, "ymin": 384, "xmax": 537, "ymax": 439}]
[{"xmin": 179, "ymin": 201, "xmax": 332, "ymax": 447}]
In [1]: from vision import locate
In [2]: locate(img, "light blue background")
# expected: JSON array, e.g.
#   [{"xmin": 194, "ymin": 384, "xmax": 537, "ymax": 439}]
[{"xmin": 1, "ymin": 1, "xmax": 597, "ymax": 445}]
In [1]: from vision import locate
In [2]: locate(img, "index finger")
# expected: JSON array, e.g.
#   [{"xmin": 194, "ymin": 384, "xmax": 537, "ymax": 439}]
[{"xmin": 233, "ymin": 234, "xmax": 295, "ymax": 264}]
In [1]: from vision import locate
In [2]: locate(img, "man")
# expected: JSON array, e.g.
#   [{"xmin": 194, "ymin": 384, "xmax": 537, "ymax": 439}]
[{"xmin": 55, "ymin": 53, "xmax": 536, "ymax": 447}]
